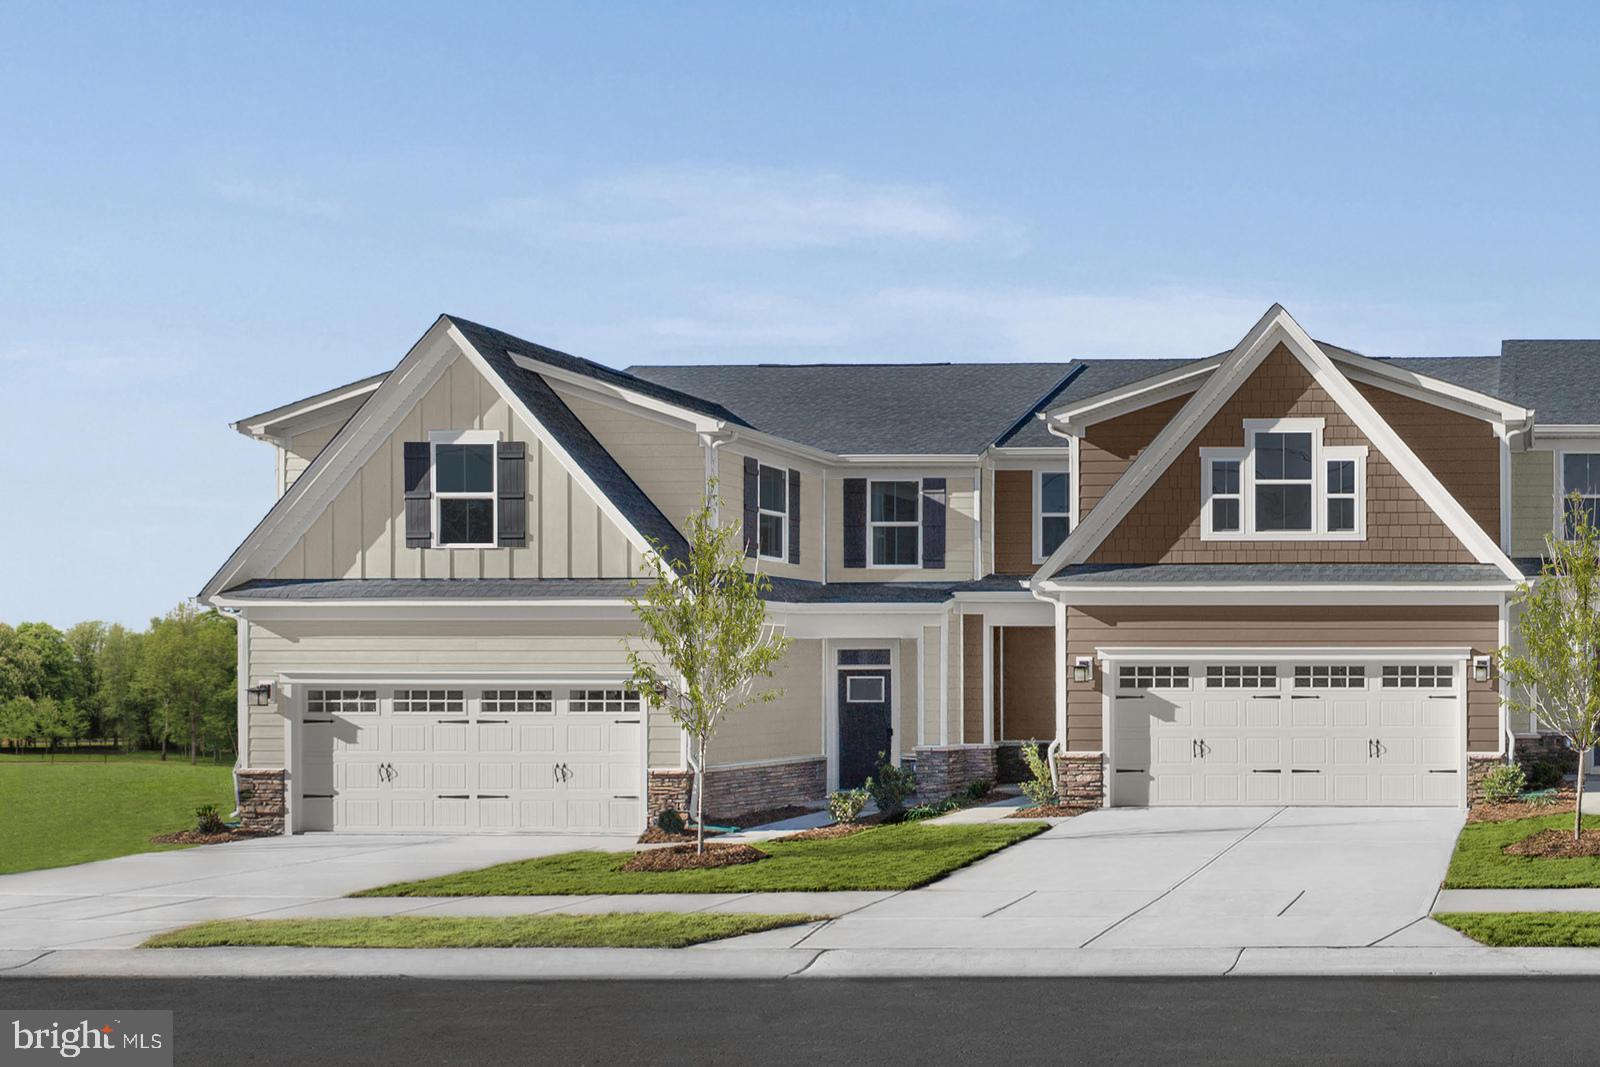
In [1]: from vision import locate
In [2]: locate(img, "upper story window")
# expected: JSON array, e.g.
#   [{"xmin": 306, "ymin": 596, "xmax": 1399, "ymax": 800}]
[
  {"xmin": 1562, "ymin": 453, "xmax": 1600, "ymax": 537},
  {"xmin": 1034, "ymin": 471, "xmax": 1071, "ymax": 562},
  {"xmin": 870, "ymin": 479, "xmax": 920, "ymax": 567},
  {"xmin": 1202, "ymin": 419, "xmax": 1366, "ymax": 541},
  {"xmin": 757, "ymin": 464, "xmax": 789, "ymax": 560},
  {"xmin": 431, "ymin": 430, "xmax": 497, "ymax": 547}
]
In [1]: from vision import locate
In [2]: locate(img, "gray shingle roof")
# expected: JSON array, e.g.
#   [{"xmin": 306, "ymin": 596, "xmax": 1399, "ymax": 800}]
[
  {"xmin": 220, "ymin": 575, "xmax": 1030, "ymax": 604},
  {"xmin": 1048, "ymin": 563, "xmax": 1513, "ymax": 584},
  {"xmin": 1500, "ymin": 340, "xmax": 1600, "ymax": 424},
  {"xmin": 626, "ymin": 361, "xmax": 1081, "ymax": 455}
]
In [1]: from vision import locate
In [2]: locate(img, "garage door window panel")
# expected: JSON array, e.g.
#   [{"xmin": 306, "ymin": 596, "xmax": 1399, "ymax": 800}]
[
  {"xmin": 1382, "ymin": 665, "xmax": 1453, "ymax": 689},
  {"xmin": 482, "ymin": 689, "xmax": 553, "ymax": 714},
  {"xmin": 1118, "ymin": 665, "xmax": 1191, "ymax": 690},
  {"xmin": 1293, "ymin": 665, "xmax": 1366, "ymax": 689},
  {"xmin": 306, "ymin": 689, "xmax": 378, "ymax": 715},
  {"xmin": 1206, "ymin": 665, "xmax": 1277, "ymax": 689},
  {"xmin": 394, "ymin": 689, "xmax": 464, "ymax": 714}
]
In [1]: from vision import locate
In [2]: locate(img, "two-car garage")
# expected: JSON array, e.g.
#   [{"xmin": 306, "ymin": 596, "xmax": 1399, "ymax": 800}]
[
  {"xmin": 295, "ymin": 684, "xmax": 646, "ymax": 833},
  {"xmin": 1108, "ymin": 655, "xmax": 1466, "ymax": 807}
]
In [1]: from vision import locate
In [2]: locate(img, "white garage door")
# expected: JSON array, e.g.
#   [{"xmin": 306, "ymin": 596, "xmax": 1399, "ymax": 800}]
[
  {"xmin": 1111, "ymin": 660, "xmax": 1461, "ymax": 806},
  {"xmin": 299, "ymin": 685, "xmax": 644, "ymax": 832}
]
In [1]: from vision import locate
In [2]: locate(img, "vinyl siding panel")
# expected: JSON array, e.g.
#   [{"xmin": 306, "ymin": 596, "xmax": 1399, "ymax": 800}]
[
  {"xmin": 993, "ymin": 470, "xmax": 1034, "ymax": 575},
  {"xmin": 898, "ymin": 637, "xmax": 919, "ymax": 757},
  {"xmin": 1088, "ymin": 344, "xmax": 1476, "ymax": 565},
  {"xmin": 1063, "ymin": 604, "xmax": 1500, "ymax": 752},
  {"xmin": 1512, "ymin": 449, "xmax": 1556, "ymax": 557},
  {"xmin": 726, "ymin": 449, "xmax": 824, "ymax": 582},
  {"xmin": 553, "ymin": 386, "xmax": 709, "ymax": 537},
  {"xmin": 268, "ymin": 352, "xmax": 647, "ymax": 582},
  {"xmin": 1356, "ymin": 381, "xmax": 1500, "ymax": 543},
  {"xmin": 999, "ymin": 626, "xmax": 1055, "ymax": 742},
  {"xmin": 1078, "ymin": 396, "xmax": 1188, "ymax": 522},
  {"xmin": 921, "ymin": 624, "xmax": 942, "ymax": 745},
  {"xmin": 243, "ymin": 619, "xmax": 679, "ymax": 771},
  {"xmin": 280, "ymin": 423, "xmax": 339, "ymax": 496},
  {"xmin": 706, "ymin": 639, "xmax": 823, "ymax": 766}
]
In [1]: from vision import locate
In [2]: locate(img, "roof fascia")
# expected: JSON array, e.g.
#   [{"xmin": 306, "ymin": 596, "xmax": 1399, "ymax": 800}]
[
  {"xmin": 223, "ymin": 600, "xmax": 639, "ymax": 622},
  {"xmin": 1029, "ymin": 304, "xmax": 1523, "ymax": 584},
  {"xmin": 1332, "ymin": 352, "xmax": 1529, "ymax": 426},
  {"xmin": 232, "ymin": 373, "xmax": 389, "ymax": 441},
  {"xmin": 510, "ymin": 354, "xmax": 727, "ymax": 434},
  {"xmin": 1045, "ymin": 357, "xmax": 1222, "ymax": 434},
  {"xmin": 200, "ymin": 317, "xmax": 461, "ymax": 603},
  {"xmin": 1035, "ymin": 581, "xmax": 1511, "ymax": 606}
]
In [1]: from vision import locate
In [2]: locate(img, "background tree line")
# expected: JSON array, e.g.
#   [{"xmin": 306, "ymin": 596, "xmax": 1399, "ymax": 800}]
[{"xmin": 0, "ymin": 602, "xmax": 236, "ymax": 763}]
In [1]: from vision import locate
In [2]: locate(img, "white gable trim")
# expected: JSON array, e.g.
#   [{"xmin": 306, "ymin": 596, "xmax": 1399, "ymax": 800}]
[
  {"xmin": 201, "ymin": 317, "xmax": 669, "ymax": 603},
  {"xmin": 1047, "ymin": 357, "xmax": 1222, "ymax": 435},
  {"xmin": 1029, "ymin": 305, "xmax": 1522, "ymax": 585}
]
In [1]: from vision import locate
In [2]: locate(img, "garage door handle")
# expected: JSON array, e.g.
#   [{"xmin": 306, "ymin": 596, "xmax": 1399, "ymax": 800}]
[
  {"xmin": 439, "ymin": 718, "xmax": 470, "ymax": 724},
  {"xmin": 476, "ymin": 794, "xmax": 508, "ymax": 799},
  {"xmin": 1252, "ymin": 769, "xmax": 1281, "ymax": 774},
  {"xmin": 478, "ymin": 719, "xmax": 507, "ymax": 724},
  {"xmin": 1428, "ymin": 769, "xmax": 1458, "ymax": 774},
  {"xmin": 1291, "ymin": 769, "xmax": 1320, "ymax": 774},
  {"xmin": 438, "ymin": 794, "xmax": 470, "ymax": 799},
  {"xmin": 613, "ymin": 794, "xmax": 639, "ymax": 800}
]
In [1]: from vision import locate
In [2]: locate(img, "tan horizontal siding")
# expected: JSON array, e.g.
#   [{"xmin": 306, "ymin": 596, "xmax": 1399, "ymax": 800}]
[
  {"xmin": 1512, "ymin": 449, "xmax": 1555, "ymax": 557},
  {"xmin": 993, "ymin": 469, "xmax": 1034, "ymax": 575},
  {"xmin": 1356, "ymin": 381, "xmax": 1500, "ymax": 543},
  {"xmin": 999, "ymin": 626, "xmax": 1055, "ymax": 742},
  {"xmin": 707, "ymin": 639, "xmax": 823, "ymax": 766},
  {"xmin": 962, "ymin": 613, "xmax": 984, "ymax": 744},
  {"xmin": 1064, "ymin": 604, "xmax": 1500, "ymax": 752}
]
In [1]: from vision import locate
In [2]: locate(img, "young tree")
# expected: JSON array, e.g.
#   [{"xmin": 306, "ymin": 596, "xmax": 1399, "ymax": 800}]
[
  {"xmin": 1501, "ymin": 492, "xmax": 1600, "ymax": 841},
  {"xmin": 625, "ymin": 487, "xmax": 791, "ymax": 854}
]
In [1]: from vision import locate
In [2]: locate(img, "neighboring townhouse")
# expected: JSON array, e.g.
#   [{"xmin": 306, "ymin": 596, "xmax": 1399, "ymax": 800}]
[{"xmin": 202, "ymin": 305, "xmax": 1597, "ymax": 835}]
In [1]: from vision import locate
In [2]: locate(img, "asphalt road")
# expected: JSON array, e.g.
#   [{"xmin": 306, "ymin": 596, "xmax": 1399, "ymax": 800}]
[{"xmin": 2, "ymin": 976, "xmax": 1597, "ymax": 1065}]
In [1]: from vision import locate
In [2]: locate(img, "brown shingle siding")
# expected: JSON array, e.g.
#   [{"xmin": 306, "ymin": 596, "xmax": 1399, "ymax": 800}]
[
  {"xmin": 1087, "ymin": 344, "xmax": 1476, "ymax": 565},
  {"xmin": 992, "ymin": 470, "xmax": 1034, "ymax": 574}
]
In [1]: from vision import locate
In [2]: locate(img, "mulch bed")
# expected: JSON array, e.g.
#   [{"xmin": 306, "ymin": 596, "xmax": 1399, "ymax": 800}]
[
  {"xmin": 776, "ymin": 821, "xmax": 874, "ymax": 842},
  {"xmin": 1503, "ymin": 827, "xmax": 1600, "ymax": 859},
  {"xmin": 712, "ymin": 804, "xmax": 820, "ymax": 829},
  {"xmin": 150, "ymin": 828, "xmax": 275, "ymax": 846},
  {"xmin": 620, "ymin": 842, "xmax": 769, "ymax": 872},
  {"xmin": 636, "ymin": 826, "xmax": 724, "ymax": 844},
  {"xmin": 1008, "ymin": 804, "xmax": 1094, "ymax": 819},
  {"xmin": 1468, "ymin": 790, "xmax": 1577, "ymax": 824}
]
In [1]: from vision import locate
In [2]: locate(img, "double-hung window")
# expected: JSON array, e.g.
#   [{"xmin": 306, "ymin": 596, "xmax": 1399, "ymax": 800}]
[
  {"xmin": 756, "ymin": 464, "xmax": 788, "ymax": 560},
  {"xmin": 431, "ymin": 431, "xmax": 497, "ymax": 547},
  {"xmin": 869, "ymin": 480, "xmax": 920, "ymax": 567},
  {"xmin": 1202, "ymin": 420, "xmax": 1365, "ymax": 540},
  {"xmin": 1034, "ymin": 470, "xmax": 1071, "ymax": 561},
  {"xmin": 1562, "ymin": 453, "xmax": 1600, "ymax": 538}
]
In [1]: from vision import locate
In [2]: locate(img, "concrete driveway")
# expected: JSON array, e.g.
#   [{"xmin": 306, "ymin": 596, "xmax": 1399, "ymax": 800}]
[
  {"xmin": 800, "ymin": 806, "xmax": 1469, "ymax": 951},
  {"xmin": 0, "ymin": 833, "xmax": 633, "ymax": 951}
]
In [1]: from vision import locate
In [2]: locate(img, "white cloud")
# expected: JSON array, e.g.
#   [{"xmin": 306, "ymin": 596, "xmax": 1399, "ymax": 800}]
[
  {"xmin": 470, "ymin": 166, "xmax": 1017, "ymax": 250},
  {"xmin": 207, "ymin": 175, "xmax": 341, "ymax": 219}
]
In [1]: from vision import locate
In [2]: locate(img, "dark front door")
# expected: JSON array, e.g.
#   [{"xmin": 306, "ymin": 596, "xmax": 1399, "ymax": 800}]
[{"xmin": 838, "ymin": 669, "xmax": 893, "ymax": 789}]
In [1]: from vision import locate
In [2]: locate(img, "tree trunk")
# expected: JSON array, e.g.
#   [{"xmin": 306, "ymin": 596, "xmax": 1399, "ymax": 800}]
[
  {"xmin": 695, "ymin": 735, "xmax": 707, "ymax": 856},
  {"xmin": 1576, "ymin": 759, "xmax": 1587, "ymax": 842}
]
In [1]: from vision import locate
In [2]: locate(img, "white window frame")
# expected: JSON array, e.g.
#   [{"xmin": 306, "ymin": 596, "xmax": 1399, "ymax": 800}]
[
  {"xmin": 429, "ymin": 429, "xmax": 500, "ymax": 549},
  {"xmin": 756, "ymin": 463, "xmax": 788, "ymax": 562},
  {"xmin": 1032, "ymin": 469, "xmax": 1073, "ymax": 564},
  {"xmin": 867, "ymin": 478, "xmax": 921, "ymax": 569},
  {"xmin": 1555, "ymin": 449, "xmax": 1600, "ymax": 540},
  {"xmin": 1200, "ymin": 419, "xmax": 1367, "ymax": 541}
]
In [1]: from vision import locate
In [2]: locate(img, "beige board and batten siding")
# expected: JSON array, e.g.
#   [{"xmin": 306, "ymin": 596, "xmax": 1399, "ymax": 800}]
[
  {"xmin": 244, "ymin": 619, "xmax": 682, "ymax": 772},
  {"xmin": 724, "ymin": 448, "xmax": 825, "ymax": 582},
  {"xmin": 705, "ymin": 639, "xmax": 823, "ymax": 766},
  {"xmin": 268, "ymin": 352, "xmax": 648, "ymax": 582},
  {"xmin": 1503, "ymin": 598, "xmax": 1537, "ymax": 735},
  {"xmin": 921, "ymin": 624, "xmax": 942, "ymax": 745},
  {"xmin": 1063, "ymin": 604, "xmax": 1502, "ymax": 752},
  {"xmin": 898, "ymin": 637, "xmax": 919, "ymax": 758},
  {"xmin": 280, "ymin": 422, "xmax": 341, "ymax": 497},
  {"xmin": 1511, "ymin": 450, "xmax": 1556, "ymax": 557},
  {"xmin": 826, "ymin": 470, "xmax": 977, "ymax": 582}
]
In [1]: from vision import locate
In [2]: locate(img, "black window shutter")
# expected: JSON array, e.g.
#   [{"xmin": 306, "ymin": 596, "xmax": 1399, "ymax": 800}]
[
  {"xmin": 403, "ymin": 442, "xmax": 432, "ymax": 548},
  {"xmin": 842, "ymin": 478, "xmax": 867, "ymax": 568},
  {"xmin": 922, "ymin": 477, "xmax": 947, "ymax": 569},
  {"xmin": 787, "ymin": 469, "xmax": 801, "ymax": 564},
  {"xmin": 742, "ymin": 456, "xmax": 759, "ymax": 558},
  {"xmin": 497, "ymin": 441, "xmax": 527, "ymax": 547}
]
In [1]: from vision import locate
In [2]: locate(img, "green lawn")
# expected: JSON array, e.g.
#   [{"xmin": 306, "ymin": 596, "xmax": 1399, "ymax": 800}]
[
  {"xmin": 1435, "ymin": 912, "xmax": 1600, "ymax": 947},
  {"xmin": 1444, "ymin": 813, "xmax": 1600, "ymax": 888},
  {"xmin": 143, "ymin": 912, "xmax": 817, "ymax": 949},
  {"xmin": 356, "ymin": 822, "xmax": 1048, "ymax": 897},
  {"xmin": 0, "ymin": 752, "xmax": 236, "ymax": 875}
]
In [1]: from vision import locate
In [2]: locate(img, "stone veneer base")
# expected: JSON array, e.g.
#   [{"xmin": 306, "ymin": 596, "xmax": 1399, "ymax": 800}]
[
  {"xmin": 236, "ymin": 768, "xmax": 286, "ymax": 835},
  {"xmin": 913, "ymin": 745, "xmax": 997, "ymax": 800},
  {"xmin": 1054, "ymin": 753, "xmax": 1105, "ymax": 808},
  {"xmin": 648, "ymin": 757, "xmax": 827, "ymax": 824},
  {"xmin": 995, "ymin": 741, "xmax": 1048, "ymax": 785}
]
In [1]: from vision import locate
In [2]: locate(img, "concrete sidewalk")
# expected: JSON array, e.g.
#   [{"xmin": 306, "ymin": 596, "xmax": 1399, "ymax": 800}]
[{"xmin": 1435, "ymin": 888, "xmax": 1600, "ymax": 912}]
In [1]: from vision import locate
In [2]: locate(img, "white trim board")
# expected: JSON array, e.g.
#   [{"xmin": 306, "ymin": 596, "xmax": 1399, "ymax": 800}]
[{"xmin": 1029, "ymin": 304, "xmax": 1523, "ymax": 584}]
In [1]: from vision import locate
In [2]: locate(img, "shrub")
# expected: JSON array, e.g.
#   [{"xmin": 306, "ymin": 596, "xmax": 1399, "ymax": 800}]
[
  {"xmin": 655, "ymin": 809, "xmax": 686, "ymax": 835},
  {"xmin": 828, "ymin": 788, "xmax": 869, "ymax": 824},
  {"xmin": 194, "ymin": 804, "xmax": 227, "ymax": 835},
  {"xmin": 865, "ymin": 752, "xmax": 918, "ymax": 822},
  {"xmin": 1479, "ymin": 763, "xmax": 1527, "ymax": 804},
  {"xmin": 1018, "ymin": 741, "xmax": 1058, "ymax": 808},
  {"xmin": 960, "ymin": 778, "xmax": 993, "ymax": 803},
  {"xmin": 904, "ymin": 797, "xmax": 959, "ymax": 821},
  {"xmin": 1525, "ymin": 760, "xmax": 1566, "ymax": 792}
]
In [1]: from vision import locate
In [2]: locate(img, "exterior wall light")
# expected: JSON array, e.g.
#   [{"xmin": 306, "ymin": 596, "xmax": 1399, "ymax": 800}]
[
  {"xmin": 1472, "ymin": 656, "xmax": 1491, "ymax": 684},
  {"xmin": 248, "ymin": 683, "xmax": 273, "ymax": 707},
  {"xmin": 1073, "ymin": 656, "xmax": 1093, "ymax": 684}
]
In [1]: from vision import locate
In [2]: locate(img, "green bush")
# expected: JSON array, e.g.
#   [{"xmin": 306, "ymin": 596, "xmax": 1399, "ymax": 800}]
[
  {"xmin": 828, "ymin": 788, "xmax": 869, "ymax": 824},
  {"xmin": 1480, "ymin": 763, "xmax": 1527, "ymax": 804},
  {"xmin": 655, "ymin": 809, "xmax": 686, "ymax": 835},
  {"xmin": 1018, "ymin": 741, "xmax": 1058, "ymax": 808},
  {"xmin": 194, "ymin": 804, "xmax": 226, "ymax": 835},
  {"xmin": 865, "ymin": 752, "xmax": 918, "ymax": 822},
  {"xmin": 960, "ymin": 778, "xmax": 993, "ymax": 803},
  {"xmin": 903, "ymin": 797, "xmax": 958, "ymax": 822},
  {"xmin": 1526, "ymin": 760, "xmax": 1566, "ymax": 792}
]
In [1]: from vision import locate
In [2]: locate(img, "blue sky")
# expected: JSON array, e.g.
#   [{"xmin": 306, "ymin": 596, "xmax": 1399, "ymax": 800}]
[{"xmin": 3, "ymin": 1, "xmax": 1599, "ymax": 627}]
